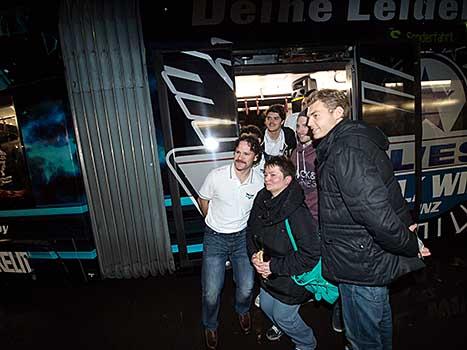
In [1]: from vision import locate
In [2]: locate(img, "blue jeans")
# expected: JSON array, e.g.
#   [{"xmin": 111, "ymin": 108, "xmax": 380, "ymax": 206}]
[
  {"xmin": 201, "ymin": 227, "xmax": 254, "ymax": 330},
  {"xmin": 339, "ymin": 284, "xmax": 392, "ymax": 350},
  {"xmin": 260, "ymin": 288, "xmax": 317, "ymax": 350}
]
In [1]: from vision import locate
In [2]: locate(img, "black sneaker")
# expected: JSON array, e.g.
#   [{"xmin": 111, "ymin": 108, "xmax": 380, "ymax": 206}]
[
  {"xmin": 332, "ymin": 302, "xmax": 344, "ymax": 333},
  {"xmin": 265, "ymin": 325, "xmax": 283, "ymax": 341}
]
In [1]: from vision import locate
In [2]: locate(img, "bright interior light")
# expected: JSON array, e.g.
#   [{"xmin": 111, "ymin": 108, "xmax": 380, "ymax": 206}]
[
  {"xmin": 235, "ymin": 70, "xmax": 348, "ymax": 98},
  {"xmin": 421, "ymin": 80, "xmax": 452, "ymax": 87},
  {"xmin": 204, "ymin": 137, "xmax": 219, "ymax": 151}
]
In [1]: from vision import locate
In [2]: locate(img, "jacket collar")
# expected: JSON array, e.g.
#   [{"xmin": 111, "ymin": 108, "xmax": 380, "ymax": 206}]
[
  {"xmin": 256, "ymin": 180, "xmax": 304, "ymax": 225},
  {"xmin": 316, "ymin": 119, "xmax": 389, "ymax": 168},
  {"xmin": 316, "ymin": 119, "xmax": 350, "ymax": 166}
]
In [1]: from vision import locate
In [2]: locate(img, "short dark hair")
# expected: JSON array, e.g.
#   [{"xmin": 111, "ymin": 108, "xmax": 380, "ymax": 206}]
[
  {"xmin": 234, "ymin": 134, "xmax": 262, "ymax": 165},
  {"xmin": 264, "ymin": 156, "xmax": 295, "ymax": 178},
  {"xmin": 240, "ymin": 124, "xmax": 263, "ymax": 142},
  {"xmin": 308, "ymin": 89, "xmax": 350, "ymax": 118},
  {"xmin": 265, "ymin": 104, "xmax": 286, "ymax": 121}
]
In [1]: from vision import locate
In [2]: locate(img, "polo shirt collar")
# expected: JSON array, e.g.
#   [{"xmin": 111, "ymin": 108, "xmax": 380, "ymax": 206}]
[{"xmin": 230, "ymin": 163, "xmax": 254, "ymax": 184}]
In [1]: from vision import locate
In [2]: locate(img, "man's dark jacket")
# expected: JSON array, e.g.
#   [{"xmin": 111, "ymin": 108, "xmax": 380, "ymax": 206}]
[
  {"xmin": 316, "ymin": 120, "xmax": 424, "ymax": 286},
  {"xmin": 247, "ymin": 180, "xmax": 320, "ymax": 304}
]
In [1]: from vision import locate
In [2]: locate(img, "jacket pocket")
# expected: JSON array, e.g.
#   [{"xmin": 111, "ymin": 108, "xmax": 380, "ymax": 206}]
[{"xmin": 323, "ymin": 233, "xmax": 372, "ymax": 282}]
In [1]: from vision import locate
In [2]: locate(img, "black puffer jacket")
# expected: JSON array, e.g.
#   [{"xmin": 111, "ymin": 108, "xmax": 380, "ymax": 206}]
[
  {"xmin": 247, "ymin": 180, "xmax": 320, "ymax": 305},
  {"xmin": 316, "ymin": 120, "xmax": 424, "ymax": 286}
]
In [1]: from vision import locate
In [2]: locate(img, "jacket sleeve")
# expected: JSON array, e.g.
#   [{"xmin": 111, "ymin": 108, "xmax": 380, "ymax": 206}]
[
  {"xmin": 334, "ymin": 146, "xmax": 419, "ymax": 257},
  {"xmin": 270, "ymin": 208, "xmax": 321, "ymax": 276},
  {"xmin": 284, "ymin": 127, "xmax": 297, "ymax": 152},
  {"xmin": 246, "ymin": 197, "xmax": 260, "ymax": 258}
]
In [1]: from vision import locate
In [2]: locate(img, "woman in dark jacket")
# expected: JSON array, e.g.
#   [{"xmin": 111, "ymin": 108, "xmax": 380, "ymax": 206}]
[{"xmin": 247, "ymin": 156, "xmax": 320, "ymax": 350}]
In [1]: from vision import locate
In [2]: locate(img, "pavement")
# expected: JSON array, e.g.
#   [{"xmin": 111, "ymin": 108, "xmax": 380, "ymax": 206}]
[{"xmin": 1, "ymin": 236, "xmax": 466, "ymax": 350}]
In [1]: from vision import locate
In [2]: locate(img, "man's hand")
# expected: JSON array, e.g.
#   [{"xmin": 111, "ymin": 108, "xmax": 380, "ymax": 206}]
[
  {"xmin": 420, "ymin": 246, "xmax": 431, "ymax": 257},
  {"xmin": 409, "ymin": 223, "xmax": 431, "ymax": 258}
]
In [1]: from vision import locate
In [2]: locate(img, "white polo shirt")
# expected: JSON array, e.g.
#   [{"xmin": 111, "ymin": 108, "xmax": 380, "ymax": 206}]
[{"xmin": 199, "ymin": 164, "xmax": 264, "ymax": 233}]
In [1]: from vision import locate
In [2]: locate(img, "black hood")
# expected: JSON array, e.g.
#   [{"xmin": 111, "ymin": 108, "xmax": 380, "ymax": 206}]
[
  {"xmin": 255, "ymin": 179, "xmax": 305, "ymax": 225},
  {"xmin": 316, "ymin": 119, "xmax": 389, "ymax": 163}
]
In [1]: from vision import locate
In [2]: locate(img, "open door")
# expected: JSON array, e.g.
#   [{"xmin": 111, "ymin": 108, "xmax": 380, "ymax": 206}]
[
  {"xmin": 155, "ymin": 46, "xmax": 238, "ymax": 266},
  {"xmin": 351, "ymin": 42, "xmax": 422, "ymax": 221}
]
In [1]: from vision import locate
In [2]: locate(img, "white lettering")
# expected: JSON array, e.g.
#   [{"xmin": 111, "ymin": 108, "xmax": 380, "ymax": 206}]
[
  {"xmin": 260, "ymin": 0, "xmax": 273, "ymax": 23},
  {"xmin": 0, "ymin": 252, "xmax": 32, "ymax": 274},
  {"xmin": 308, "ymin": 0, "xmax": 332, "ymax": 22},
  {"xmin": 399, "ymin": 0, "xmax": 410, "ymax": 19},
  {"xmin": 374, "ymin": 0, "xmax": 396, "ymax": 21},
  {"xmin": 0, "ymin": 252, "xmax": 15, "ymax": 273},
  {"xmin": 192, "ymin": 0, "xmax": 225, "ymax": 26},
  {"xmin": 420, "ymin": 201, "xmax": 442, "ymax": 214},
  {"xmin": 0, "ymin": 225, "xmax": 8, "ymax": 234},
  {"xmin": 16, "ymin": 252, "xmax": 32, "ymax": 273},
  {"xmin": 278, "ymin": 0, "xmax": 305, "ymax": 23},
  {"xmin": 348, "ymin": 0, "xmax": 370, "ymax": 20},
  {"xmin": 451, "ymin": 204, "xmax": 467, "ymax": 234},
  {"xmin": 432, "ymin": 173, "xmax": 461, "ymax": 198},
  {"xmin": 231, "ymin": 1, "xmax": 256, "ymax": 24},
  {"xmin": 0, "ymin": 254, "xmax": 6, "ymax": 272},
  {"xmin": 414, "ymin": 0, "xmax": 436, "ymax": 20},
  {"xmin": 437, "ymin": 216, "xmax": 442, "ymax": 237},
  {"xmin": 459, "ymin": 171, "xmax": 467, "ymax": 195},
  {"xmin": 432, "ymin": 201, "xmax": 441, "ymax": 213},
  {"xmin": 418, "ymin": 222, "xmax": 429, "ymax": 239},
  {"xmin": 192, "ymin": 0, "xmax": 467, "ymax": 26},
  {"xmin": 439, "ymin": 0, "xmax": 458, "ymax": 20}
]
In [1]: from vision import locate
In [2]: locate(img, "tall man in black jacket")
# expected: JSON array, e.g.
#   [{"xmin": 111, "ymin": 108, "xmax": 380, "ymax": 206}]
[{"xmin": 306, "ymin": 89, "xmax": 429, "ymax": 350}]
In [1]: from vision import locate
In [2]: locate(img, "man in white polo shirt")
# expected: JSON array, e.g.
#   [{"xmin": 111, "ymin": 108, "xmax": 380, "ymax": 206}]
[{"xmin": 198, "ymin": 135, "xmax": 264, "ymax": 350}]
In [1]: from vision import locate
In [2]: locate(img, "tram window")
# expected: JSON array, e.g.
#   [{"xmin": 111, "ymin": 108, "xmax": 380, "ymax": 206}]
[
  {"xmin": 0, "ymin": 95, "xmax": 32, "ymax": 208},
  {"xmin": 235, "ymin": 70, "xmax": 349, "ymax": 129},
  {"xmin": 362, "ymin": 99, "xmax": 415, "ymax": 137}
]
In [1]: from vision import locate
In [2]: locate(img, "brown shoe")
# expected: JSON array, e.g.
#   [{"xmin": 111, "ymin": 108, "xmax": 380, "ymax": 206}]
[
  {"xmin": 204, "ymin": 328, "xmax": 218, "ymax": 350},
  {"xmin": 238, "ymin": 312, "xmax": 251, "ymax": 334}
]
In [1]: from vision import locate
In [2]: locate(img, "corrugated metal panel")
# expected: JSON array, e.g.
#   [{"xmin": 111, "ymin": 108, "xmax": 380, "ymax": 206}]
[{"xmin": 58, "ymin": 0, "xmax": 174, "ymax": 278}]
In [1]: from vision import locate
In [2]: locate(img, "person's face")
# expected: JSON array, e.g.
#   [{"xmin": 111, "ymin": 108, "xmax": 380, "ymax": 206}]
[
  {"xmin": 264, "ymin": 165, "xmax": 292, "ymax": 197},
  {"xmin": 296, "ymin": 115, "xmax": 312, "ymax": 144},
  {"xmin": 265, "ymin": 112, "xmax": 284, "ymax": 133},
  {"xmin": 234, "ymin": 140, "xmax": 257, "ymax": 172},
  {"xmin": 307, "ymin": 101, "xmax": 344, "ymax": 139}
]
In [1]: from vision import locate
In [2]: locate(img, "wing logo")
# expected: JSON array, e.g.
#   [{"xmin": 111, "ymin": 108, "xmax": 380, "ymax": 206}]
[
  {"xmin": 421, "ymin": 53, "xmax": 467, "ymax": 137},
  {"xmin": 161, "ymin": 50, "xmax": 238, "ymax": 211}
]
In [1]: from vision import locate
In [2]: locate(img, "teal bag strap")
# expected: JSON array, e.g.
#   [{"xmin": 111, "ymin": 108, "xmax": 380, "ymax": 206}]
[{"xmin": 284, "ymin": 218, "xmax": 298, "ymax": 251}]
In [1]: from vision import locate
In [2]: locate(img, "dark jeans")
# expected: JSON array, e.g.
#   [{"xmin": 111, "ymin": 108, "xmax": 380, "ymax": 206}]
[
  {"xmin": 339, "ymin": 283, "xmax": 392, "ymax": 350},
  {"xmin": 201, "ymin": 227, "xmax": 254, "ymax": 330}
]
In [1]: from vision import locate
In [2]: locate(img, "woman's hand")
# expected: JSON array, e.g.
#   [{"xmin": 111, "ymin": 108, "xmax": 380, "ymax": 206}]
[
  {"xmin": 258, "ymin": 261, "xmax": 272, "ymax": 278},
  {"xmin": 251, "ymin": 252, "xmax": 272, "ymax": 277},
  {"xmin": 251, "ymin": 252, "xmax": 263, "ymax": 272}
]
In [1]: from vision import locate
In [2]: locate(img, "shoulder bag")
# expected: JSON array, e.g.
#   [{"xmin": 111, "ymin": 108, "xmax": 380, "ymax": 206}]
[{"xmin": 284, "ymin": 218, "xmax": 339, "ymax": 304}]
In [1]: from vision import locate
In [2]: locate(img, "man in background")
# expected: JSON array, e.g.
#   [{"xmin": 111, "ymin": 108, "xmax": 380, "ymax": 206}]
[{"xmin": 262, "ymin": 104, "xmax": 296, "ymax": 165}]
